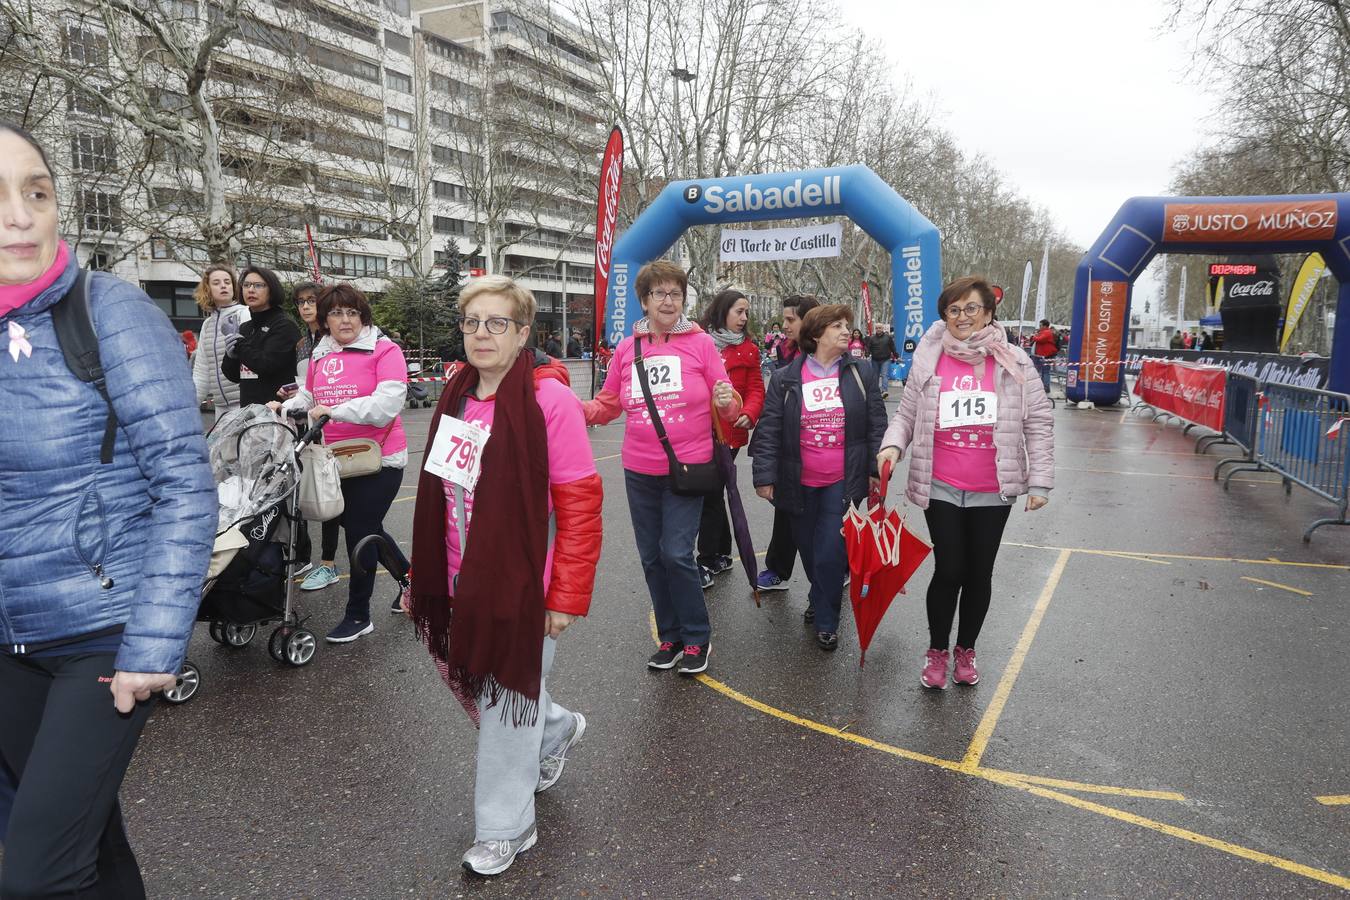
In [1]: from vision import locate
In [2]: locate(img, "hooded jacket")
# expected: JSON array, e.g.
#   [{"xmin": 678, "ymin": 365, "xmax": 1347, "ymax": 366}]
[{"xmin": 0, "ymin": 257, "xmax": 216, "ymax": 673}]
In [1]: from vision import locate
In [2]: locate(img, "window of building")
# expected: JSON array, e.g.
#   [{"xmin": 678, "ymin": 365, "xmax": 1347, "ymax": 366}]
[
  {"xmin": 328, "ymin": 176, "xmax": 383, "ymax": 200},
  {"xmin": 64, "ymin": 24, "xmax": 107, "ymax": 66},
  {"xmin": 385, "ymin": 107, "xmax": 413, "ymax": 131},
  {"xmin": 316, "ymin": 45, "xmax": 379, "ymax": 83},
  {"xmin": 383, "ymin": 0, "xmax": 410, "ymax": 16},
  {"xmin": 307, "ymin": 5, "xmax": 378, "ymax": 43},
  {"xmin": 66, "ymin": 89, "xmax": 110, "ymax": 119},
  {"xmin": 388, "ymin": 146, "xmax": 414, "ymax": 166},
  {"xmin": 390, "ymin": 258, "xmax": 411, "ymax": 277},
  {"xmin": 385, "ymin": 29, "xmax": 410, "ymax": 54},
  {"xmin": 385, "ymin": 69, "xmax": 412, "ymax": 93},
  {"xmin": 433, "ymin": 215, "xmax": 473, "ymax": 235},
  {"xmin": 318, "ymin": 212, "xmax": 386, "ymax": 239},
  {"xmin": 390, "ymin": 184, "xmax": 412, "ymax": 202},
  {"xmin": 430, "ymin": 73, "xmax": 480, "ymax": 103},
  {"xmin": 79, "ymin": 191, "xmax": 121, "ymax": 232},
  {"xmin": 432, "ymin": 145, "xmax": 480, "ymax": 173},
  {"xmin": 320, "ymin": 250, "xmax": 387, "ymax": 278},
  {"xmin": 151, "ymin": 188, "xmax": 203, "ymax": 212},
  {"xmin": 70, "ymin": 133, "xmax": 116, "ymax": 171},
  {"xmin": 425, "ymin": 34, "xmax": 477, "ymax": 63},
  {"xmin": 162, "ymin": 0, "xmax": 197, "ymax": 20},
  {"xmin": 432, "ymin": 181, "xmax": 467, "ymax": 202},
  {"xmin": 430, "ymin": 107, "xmax": 475, "ymax": 133}
]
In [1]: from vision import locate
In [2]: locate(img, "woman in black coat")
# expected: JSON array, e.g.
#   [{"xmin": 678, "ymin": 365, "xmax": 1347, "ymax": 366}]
[{"xmin": 222, "ymin": 266, "xmax": 301, "ymax": 406}]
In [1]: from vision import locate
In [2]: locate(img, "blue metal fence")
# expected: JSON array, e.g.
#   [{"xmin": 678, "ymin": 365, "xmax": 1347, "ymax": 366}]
[{"xmin": 1206, "ymin": 372, "xmax": 1260, "ymax": 469}]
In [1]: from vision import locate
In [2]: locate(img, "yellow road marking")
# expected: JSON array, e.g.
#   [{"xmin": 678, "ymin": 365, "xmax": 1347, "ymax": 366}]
[
  {"xmin": 978, "ymin": 768, "xmax": 1186, "ymax": 801},
  {"xmin": 1090, "ymin": 550, "xmax": 1172, "ymax": 566},
  {"xmin": 1003, "ymin": 541, "xmax": 1350, "ymax": 571},
  {"xmin": 1316, "ymin": 795, "xmax": 1350, "ymax": 806},
  {"xmin": 1241, "ymin": 576, "xmax": 1312, "ymax": 597},
  {"xmin": 961, "ymin": 548, "xmax": 1071, "ymax": 771}
]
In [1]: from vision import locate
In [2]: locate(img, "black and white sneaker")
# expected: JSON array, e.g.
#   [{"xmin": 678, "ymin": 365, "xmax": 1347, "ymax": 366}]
[
  {"xmin": 699, "ymin": 566, "xmax": 714, "ymax": 590},
  {"xmin": 647, "ymin": 641, "xmax": 684, "ymax": 670},
  {"xmin": 816, "ymin": 631, "xmax": 839, "ymax": 651},
  {"xmin": 708, "ymin": 555, "xmax": 733, "ymax": 575},
  {"xmin": 325, "ymin": 617, "xmax": 373, "ymax": 643},
  {"xmin": 292, "ymin": 562, "xmax": 314, "ymax": 578},
  {"xmin": 676, "ymin": 644, "xmax": 709, "ymax": 675}
]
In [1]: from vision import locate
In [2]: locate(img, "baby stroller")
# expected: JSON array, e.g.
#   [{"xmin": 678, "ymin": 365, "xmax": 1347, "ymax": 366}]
[{"xmin": 164, "ymin": 406, "xmax": 329, "ymax": 704}]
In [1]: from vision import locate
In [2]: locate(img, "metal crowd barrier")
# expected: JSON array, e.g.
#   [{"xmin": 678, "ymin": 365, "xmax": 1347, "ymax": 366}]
[
  {"xmin": 1204, "ymin": 372, "xmax": 1260, "ymax": 464},
  {"xmin": 1218, "ymin": 380, "xmax": 1350, "ymax": 542}
]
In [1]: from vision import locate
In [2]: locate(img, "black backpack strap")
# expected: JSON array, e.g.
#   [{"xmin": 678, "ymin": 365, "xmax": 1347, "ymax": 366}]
[{"xmin": 51, "ymin": 270, "xmax": 117, "ymax": 464}]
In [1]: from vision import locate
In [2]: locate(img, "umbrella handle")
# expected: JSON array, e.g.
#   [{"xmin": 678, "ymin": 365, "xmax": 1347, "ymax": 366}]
[{"xmin": 879, "ymin": 459, "xmax": 894, "ymax": 497}]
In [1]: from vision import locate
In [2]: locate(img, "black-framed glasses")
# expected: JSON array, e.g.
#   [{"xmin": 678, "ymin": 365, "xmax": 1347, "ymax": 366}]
[
  {"xmin": 459, "ymin": 315, "xmax": 524, "ymax": 335},
  {"xmin": 945, "ymin": 302, "xmax": 986, "ymax": 319},
  {"xmin": 241, "ymin": 280, "xmax": 268, "ymax": 290},
  {"xmin": 296, "ymin": 297, "xmax": 317, "ymax": 306}
]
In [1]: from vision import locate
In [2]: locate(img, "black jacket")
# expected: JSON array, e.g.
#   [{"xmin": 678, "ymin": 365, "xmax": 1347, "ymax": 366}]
[
  {"xmin": 222, "ymin": 305, "xmax": 303, "ymax": 406},
  {"xmin": 750, "ymin": 354, "xmax": 888, "ymax": 514},
  {"xmin": 867, "ymin": 332, "xmax": 896, "ymax": 361}
]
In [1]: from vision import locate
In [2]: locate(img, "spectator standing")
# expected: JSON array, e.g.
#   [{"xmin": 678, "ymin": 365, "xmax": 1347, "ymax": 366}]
[
  {"xmin": 867, "ymin": 326, "xmax": 897, "ymax": 397},
  {"xmin": 222, "ymin": 265, "xmax": 301, "ymax": 407},
  {"xmin": 191, "ymin": 262, "xmax": 248, "ymax": 417},
  {"xmin": 1031, "ymin": 318, "xmax": 1059, "ymax": 393}
]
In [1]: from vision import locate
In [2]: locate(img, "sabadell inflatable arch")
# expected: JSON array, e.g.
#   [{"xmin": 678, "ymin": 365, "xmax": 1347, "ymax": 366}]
[
  {"xmin": 1068, "ymin": 193, "xmax": 1350, "ymax": 404},
  {"xmin": 602, "ymin": 164, "xmax": 941, "ymax": 380}
]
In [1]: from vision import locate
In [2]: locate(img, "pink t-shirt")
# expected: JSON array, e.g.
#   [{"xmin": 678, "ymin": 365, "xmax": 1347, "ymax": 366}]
[
  {"xmin": 603, "ymin": 331, "xmax": 731, "ymax": 475},
  {"xmin": 442, "ymin": 377, "xmax": 596, "ymax": 588},
  {"xmin": 799, "ymin": 360, "xmax": 846, "ymax": 487},
  {"xmin": 931, "ymin": 354, "xmax": 999, "ymax": 493},
  {"xmin": 306, "ymin": 339, "xmax": 408, "ymax": 454}
]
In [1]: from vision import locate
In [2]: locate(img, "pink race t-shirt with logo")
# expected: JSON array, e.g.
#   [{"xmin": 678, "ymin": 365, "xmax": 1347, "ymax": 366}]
[
  {"xmin": 441, "ymin": 377, "xmax": 595, "ymax": 588},
  {"xmin": 602, "ymin": 331, "xmax": 731, "ymax": 475},
  {"xmin": 799, "ymin": 360, "xmax": 846, "ymax": 487},
  {"xmin": 305, "ymin": 340, "xmax": 408, "ymax": 454},
  {"xmin": 931, "ymin": 354, "xmax": 999, "ymax": 493}
]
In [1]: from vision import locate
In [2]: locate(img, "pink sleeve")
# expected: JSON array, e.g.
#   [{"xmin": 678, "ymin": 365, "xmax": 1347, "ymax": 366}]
[
  {"xmin": 377, "ymin": 342, "xmax": 409, "ymax": 382},
  {"xmin": 703, "ymin": 337, "xmax": 731, "ymax": 388},
  {"xmin": 540, "ymin": 379, "xmax": 597, "ymax": 484}
]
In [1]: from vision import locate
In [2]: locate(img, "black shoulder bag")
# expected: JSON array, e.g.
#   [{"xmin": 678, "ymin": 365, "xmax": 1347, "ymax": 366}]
[{"xmin": 632, "ymin": 335, "xmax": 724, "ymax": 497}]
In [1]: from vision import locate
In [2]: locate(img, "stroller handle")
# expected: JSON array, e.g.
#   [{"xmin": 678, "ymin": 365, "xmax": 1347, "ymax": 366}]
[{"xmin": 293, "ymin": 414, "xmax": 330, "ymax": 451}]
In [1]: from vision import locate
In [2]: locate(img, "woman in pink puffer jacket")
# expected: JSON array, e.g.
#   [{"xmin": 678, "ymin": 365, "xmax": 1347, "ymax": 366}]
[{"xmin": 878, "ymin": 276, "xmax": 1054, "ymax": 691}]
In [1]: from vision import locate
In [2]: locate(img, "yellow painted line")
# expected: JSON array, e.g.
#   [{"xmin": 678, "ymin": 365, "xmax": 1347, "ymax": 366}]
[
  {"xmin": 979, "ymin": 768, "xmax": 1186, "ymax": 802},
  {"xmin": 1315, "ymin": 795, "xmax": 1350, "ymax": 806},
  {"xmin": 1241, "ymin": 576, "xmax": 1312, "ymax": 597},
  {"xmin": 1090, "ymin": 550, "xmax": 1172, "ymax": 566},
  {"xmin": 1003, "ymin": 541, "xmax": 1350, "ymax": 572},
  {"xmin": 961, "ymin": 548, "xmax": 1071, "ymax": 771}
]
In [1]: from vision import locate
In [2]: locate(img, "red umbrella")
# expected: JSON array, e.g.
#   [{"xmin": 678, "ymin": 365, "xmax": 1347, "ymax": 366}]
[{"xmin": 843, "ymin": 461, "xmax": 932, "ymax": 666}]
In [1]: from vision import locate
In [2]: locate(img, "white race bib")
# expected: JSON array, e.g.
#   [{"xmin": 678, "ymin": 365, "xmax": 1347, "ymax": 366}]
[
  {"xmin": 629, "ymin": 355, "xmax": 684, "ymax": 400},
  {"xmin": 423, "ymin": 415, "xmax": 490, "ymax": 491},
  {"xmin": 239, "ymin": 364, "xmax": 258, "ymax": 380},
  {"xmin": 802, "ymin": 379, "xmax": 843, "ymax": 413},
  {"xmin": 939, "ymin": 390, "xmax": 997, "ymax": 429}
]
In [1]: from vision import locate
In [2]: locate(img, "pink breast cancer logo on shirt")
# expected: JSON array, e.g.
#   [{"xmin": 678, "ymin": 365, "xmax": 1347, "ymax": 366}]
[
  {"xmin": 955, "ymin": 373, "xmax": 977, "ymax": 391},
  {"xmin": 321, "ymin": 356, "xmax": 344, "ymax": 385}
]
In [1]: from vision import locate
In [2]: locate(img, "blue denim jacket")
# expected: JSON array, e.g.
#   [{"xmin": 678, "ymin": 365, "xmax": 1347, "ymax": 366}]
[{"xmin": 0, "ymin": 257, "xmax": 215, "ymax": 673}]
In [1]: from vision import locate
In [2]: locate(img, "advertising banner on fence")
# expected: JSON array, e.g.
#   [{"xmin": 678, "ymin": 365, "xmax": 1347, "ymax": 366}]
[
  {"xmin": 1080, "ymin": 279, "xmax": 1128, "ymax": 383},
  {"xmin": 1134, "ymin": 359, "xmax": 1226, "ymax": 430},
  {"xmin": 593, "ymin": 126, "xmax": 624, "ymax": 347},
  {"xmin": 1280, "ymin": 252, "xmax": 1327, "ymax": 352},
  {"xmin": 719, "ymin": 223, "xmax": 842, "ymax": 262},
  {"xmin": 1125, "ymin": 347, "xmax": 1329, "ymax": 389}
]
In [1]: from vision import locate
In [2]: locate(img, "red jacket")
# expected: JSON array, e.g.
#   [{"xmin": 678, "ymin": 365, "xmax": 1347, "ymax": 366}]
[
  {"xmin": 719, "ymin": 339, "xmax": 765, "ymax": 448},
  {"xmin": 1032, "ymin": 328, "xmax": 1058, "ymax": 359}
]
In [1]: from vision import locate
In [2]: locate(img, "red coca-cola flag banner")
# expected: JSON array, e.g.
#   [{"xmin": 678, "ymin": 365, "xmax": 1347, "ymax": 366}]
[
  {"xmin": 1133, "ymin": 359, "xmax": 1226, "ymax": 430},
  {"xmin": 860, "ymin": 281, "xmax": 874, "ymax": 335},
  {"xmin": 593, "ymin": 126, "xmax": 624, "ymax": 348},
  {"xmin": 305, "ymin": 224, "xmax": 324, "ymax": 283}
]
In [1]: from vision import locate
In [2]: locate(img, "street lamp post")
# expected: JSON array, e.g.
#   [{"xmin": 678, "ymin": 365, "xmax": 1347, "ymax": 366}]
[{"xmin": 671, "ymin": 66, "xmax": 696, "ymax": 307}]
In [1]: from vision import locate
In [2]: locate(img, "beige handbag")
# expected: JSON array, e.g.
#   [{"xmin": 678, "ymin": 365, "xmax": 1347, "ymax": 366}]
[
  {"xmin": 298, "ymin": 444, "xmax": 345, "ymax": 520},
  {"xmin": 328, "ymin": 420, "xmax": 397, "ymax": 479}
]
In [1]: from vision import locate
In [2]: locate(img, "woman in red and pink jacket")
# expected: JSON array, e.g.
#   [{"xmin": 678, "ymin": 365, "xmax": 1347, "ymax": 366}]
[
  {"xmin": 877, "ymin": 276, "xmax": 1054, "ymax": 691},
  {"xmin": 406, "ymin": 275, "xmax": 602, "ymax": 876},
  {"xmin": 278, "ymin": 283, "xmax": 409, "ymax": 644}
]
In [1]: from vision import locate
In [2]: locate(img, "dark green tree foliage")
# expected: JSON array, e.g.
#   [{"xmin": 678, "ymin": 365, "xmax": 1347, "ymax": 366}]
[{"xmin": 373, "ymin": 238, "xmax": 469, "ymax": 362}]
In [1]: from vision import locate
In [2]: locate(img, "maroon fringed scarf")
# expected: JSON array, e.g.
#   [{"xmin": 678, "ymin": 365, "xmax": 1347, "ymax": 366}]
[{"xmin": 408, "ymin": 349, "xmax": 550, "ymax": 726}]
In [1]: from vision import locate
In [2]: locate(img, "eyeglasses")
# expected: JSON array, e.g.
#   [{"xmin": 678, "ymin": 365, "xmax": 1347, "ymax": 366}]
[
  {"xmin": 326, "ymin": 308, "xmax": 363, "ymax": 320},
  {"xmin": 241, "ymin": 281, "xmax": 268, "ymax": 290},
  {"xmin": 459, "ymin": 316, "xmax": 524, "ymax": 335},
  {"xmin": 945, "ymin": 302, "xmax": 986, "ymax": 319},
  {"xmin": 296, "ymin": 297, "xmax": 317, "ymax": 306},
  {"xmin": 648, "ymin": 290, "xmax": 684, "ymax": 302}
]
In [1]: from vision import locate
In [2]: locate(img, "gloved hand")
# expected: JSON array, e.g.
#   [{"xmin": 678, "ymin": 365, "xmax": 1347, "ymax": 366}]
[{"xmin": 222, "ymin": 332, "xmax": 242, "ymax": 357}]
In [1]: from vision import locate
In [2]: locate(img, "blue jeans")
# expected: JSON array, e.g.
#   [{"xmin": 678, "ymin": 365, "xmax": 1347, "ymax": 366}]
[
  {"xmin": 873, "ymin": 359, "xmax": 888, "ymax": 393},
  {"xmin": 624, "ymin": 470, "xmax": 710, "ymax": 647},
  {"xmin": 1033, "ymin": 355, "xmax": 1051, "ymax": 393},
  {"xmin": 789, "ymin": 480, "xmax": 848, "ymax": 634}
]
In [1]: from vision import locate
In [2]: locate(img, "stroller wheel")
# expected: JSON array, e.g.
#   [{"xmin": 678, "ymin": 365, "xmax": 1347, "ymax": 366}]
[
  {"xmin": 268, "ymin": 626, "xmax": 287, "ymax": 662},
  {"xmin": 223, "ymin": 623, "xmax": 257, "ymax": 647},
  {"xmin": 162, "ymin": 662, "xmax": 200, "ymax": 704},
  {"xmin": 284, "ymin": 629, "xmax": 317, "ymax": 667},
  {"xmin": 208, "ymin": 621, "xmax": 226, "ymax": 644}
]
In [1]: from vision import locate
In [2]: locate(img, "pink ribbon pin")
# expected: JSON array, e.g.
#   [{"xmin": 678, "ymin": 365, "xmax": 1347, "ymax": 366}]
[{"xmin": 8, "ymin": 321, "xmax": 32, "ymax": 362}]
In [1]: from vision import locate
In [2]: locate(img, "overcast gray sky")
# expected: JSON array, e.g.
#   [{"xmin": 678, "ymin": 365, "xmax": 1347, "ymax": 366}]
[{"xmin": 835, "ymin": 0, "xmax": 1218, "ymax": 250}]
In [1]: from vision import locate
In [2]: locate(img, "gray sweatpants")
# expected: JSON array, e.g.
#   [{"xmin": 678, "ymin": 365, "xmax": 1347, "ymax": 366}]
[{"xmin": 474, "ymin": 636, "xmax": 574, "ymax": 841}]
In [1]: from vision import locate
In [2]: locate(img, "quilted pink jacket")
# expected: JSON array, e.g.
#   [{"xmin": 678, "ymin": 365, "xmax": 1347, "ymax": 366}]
[{"xmin": 881, "ymin": 322, "xmax": 1054, "ymax": 508}]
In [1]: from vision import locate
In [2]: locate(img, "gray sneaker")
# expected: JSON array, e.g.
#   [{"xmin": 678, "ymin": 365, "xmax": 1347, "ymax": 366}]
[
  {"xmin": 536, "ymin": 712, "xmax": 586, "ymax": 794},
  {"xmin": 461, "ymin": 825, "xmax": 538, "ymax": 876}
]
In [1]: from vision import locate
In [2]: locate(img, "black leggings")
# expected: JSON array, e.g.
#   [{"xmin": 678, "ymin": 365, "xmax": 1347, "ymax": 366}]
[
  {"xmin": 922, "ymin": 500, "xmax": 1013, "ymax": 650},
  {"xmin": 340, "ymin": 465, "xmax": 408, "ymax": 621},
  {"xmin": 0, "ymin": 652, "xmax": 153, "ymax": 899},
  {"xmin": 295, "ymin": 517, "xmax": 341, "ymax": 564}
]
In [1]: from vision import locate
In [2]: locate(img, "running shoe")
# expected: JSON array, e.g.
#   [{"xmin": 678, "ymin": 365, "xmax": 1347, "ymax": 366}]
[
  {"xmin": 325, "ymin": 617, "xmax": 373, "ymax": 643},
  {"xmin": 952, "ymin": 646, "xmax": 979, "ymax": 685},
  {"xmin": 700, "ymin": 566, "xmax": 714, "ymax": 590},
  {"xmin": 707, "ymin": 555, "xmax": 734, "ymax": 575},
  {"xmin": 536, "ymin": 712, "xmax": 587, "ymax": 793},
  {"xmin": 816, "ymin": 631, "xmax": 838, "ymax": 652},
  {"xmin": 756, "ymin": 569, "xmax": 789, "ymax": 591},
  {"xmin": 676, "ymin": 643, "xmax": 709, "ymax": 675},
  {"xmin": 921, "ymin": 648, "xmax": 949, "ymax": 690},
  {"xmin": 647, "ymin": 641, "xmax": 684, "ymax": 670},
  {"xmin": 292, "ymin": 562, "xmax": 313, "ymax": 578},
  {"xmin": 300, "ymin": 564, "xmax": 339, "ymax": 591},
  {"xmin": 462, "ymin": 825, "xmax": 537, "ymax": 876}
]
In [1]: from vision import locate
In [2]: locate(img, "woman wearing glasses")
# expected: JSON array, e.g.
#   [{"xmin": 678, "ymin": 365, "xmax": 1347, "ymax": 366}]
[
  {"xmin": 277, "ymin": 284, "xmax": 409, "ymax": 643},
  {"xmin": 877, "ymin": 277, "xmax": 1054, "ymax": 690},
  {"xmin": 222, "ymin": 265, "xmax": 301, "ymax": 407},
  {"xmin": 583, "ymin": 261, "xmax": 740, "ymax": 676}
]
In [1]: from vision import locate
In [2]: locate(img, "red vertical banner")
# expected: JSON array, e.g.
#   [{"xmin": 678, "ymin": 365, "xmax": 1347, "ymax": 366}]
[
  {"xmin": 305, "ymin": 224, "xmax": 324, "ymax": 284},
  {"xmin": 1080, "ymin": 279, "xmax": 1128, "ymax": 384},
  {"xmin": 593, "ymin": 126, "xmax": 624, "ymax": 347},
  {"xmin": 860, "ymin": 281, "xmax": 874, "ymax": 335}
]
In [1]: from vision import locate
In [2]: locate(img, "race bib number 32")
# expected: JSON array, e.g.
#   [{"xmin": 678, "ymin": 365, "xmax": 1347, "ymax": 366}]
[
  {"xmin": 424, "ymin": 415, "xmax": 490, "ymax": 491},
  {"xmin": 939, "ymin": 390, "xmax": 997, "ymax": 429},
  {"xmin": 630, "ymin": 355, "xmax": 684, "ymax": 400}
]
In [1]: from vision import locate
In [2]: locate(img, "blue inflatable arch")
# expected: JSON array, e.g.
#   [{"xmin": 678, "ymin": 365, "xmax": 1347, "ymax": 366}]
[
  {"xmin": 1067, "ymin": 193, "xmax": 1350, "ymax": 403},
  {"xmin": 603, "ymin": 164, "xmax": 942, "ymax": 380}
]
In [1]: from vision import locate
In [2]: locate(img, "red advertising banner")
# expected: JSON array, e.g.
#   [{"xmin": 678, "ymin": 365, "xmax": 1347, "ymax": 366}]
[
  {"xmin": 593, "ymin": 126, "xmax": 624, "ymax": 346},
  {"xmin": 860, "ymin": 281, "xmax": 874, "ymax": 335},
  {"xmin": 305, "ymin": 224, "xmax": 324, "ymax": 283},
  {"xmin": 1163, "ymin": 200, "xmax": 1337, "ymax": 243},
  {"xmin": 1133, "ymin": 359, "xmax": 1226, "ymax": 430},
  {"xmin": 1080, "ymin": 279, "xmax": 1128, "ymax": 383}
]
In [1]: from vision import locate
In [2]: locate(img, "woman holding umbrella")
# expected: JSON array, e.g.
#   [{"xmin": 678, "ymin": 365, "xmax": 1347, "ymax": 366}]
[
  {"xmin": 876, "ymin": 276, "xmax": 1053, "ymax": 690},
  {"xmin": 751, "ymin": 304, "xmax": 887, "ymax": 651}
]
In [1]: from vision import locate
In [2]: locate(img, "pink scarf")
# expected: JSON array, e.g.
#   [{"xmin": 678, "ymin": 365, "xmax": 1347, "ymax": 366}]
[
  {"xmin": 0, "ymin": 242, "xmax": 70, "ymax": 318},
  {"xmin": 940, "ymin": 322, "xmax": 1026, "ymax": 383}
]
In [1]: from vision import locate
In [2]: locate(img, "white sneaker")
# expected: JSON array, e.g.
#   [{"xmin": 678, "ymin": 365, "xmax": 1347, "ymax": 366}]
[
  {"xmin": 461, "ymin": 826, "xmax": 537, "ymax": 876},
  {"xmin": 536, "ymin": 712, "xmax": 586, "ymax": 793}
]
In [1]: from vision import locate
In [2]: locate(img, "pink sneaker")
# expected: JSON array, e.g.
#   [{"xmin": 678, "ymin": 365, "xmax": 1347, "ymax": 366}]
[
  {"xmin": 953, "ymin": 646, "xmax": 979, "ymax": 685},
  {"xmin": 920, "ymin": 648, "xmax": 949, "ymax": 689}
]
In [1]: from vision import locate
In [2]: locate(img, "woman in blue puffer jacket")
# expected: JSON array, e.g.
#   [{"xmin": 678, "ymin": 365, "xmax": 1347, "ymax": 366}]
[{"xmin": 0, "ymin": 124, "xmax": 216, "ymax": 897}]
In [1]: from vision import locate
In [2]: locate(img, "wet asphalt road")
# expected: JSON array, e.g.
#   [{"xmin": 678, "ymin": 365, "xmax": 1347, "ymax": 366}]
[{"xmin": 103, "ymin": 394, "xmax": 1350, "ymax": 897}]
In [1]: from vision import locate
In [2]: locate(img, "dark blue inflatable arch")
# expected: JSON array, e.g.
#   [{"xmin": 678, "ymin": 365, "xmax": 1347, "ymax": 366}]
[
  {"xmin": 602, "ymin": 165, "xmax": 942, "ymax": 380},
  {"xmin": 1068, "ymin": 193, "xmax": 1350, "ymax": 403}
]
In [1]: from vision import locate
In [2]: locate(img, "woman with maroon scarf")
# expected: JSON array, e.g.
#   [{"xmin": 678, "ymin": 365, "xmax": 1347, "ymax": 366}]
[{"xmin": 407, "ymin": 276, "xmax": 603, "ymax": 876}]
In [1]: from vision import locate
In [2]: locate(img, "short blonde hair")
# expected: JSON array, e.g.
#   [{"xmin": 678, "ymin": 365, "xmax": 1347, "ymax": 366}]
[{"xmin": 458, "ymin": 274, "xmax": 537, "ymax": 325}]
